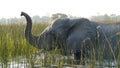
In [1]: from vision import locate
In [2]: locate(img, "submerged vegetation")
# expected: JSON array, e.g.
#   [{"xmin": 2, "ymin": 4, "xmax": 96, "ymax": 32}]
[{"xmin": 0, "ymin": 19, "xmax": 120, "ymax": 68}]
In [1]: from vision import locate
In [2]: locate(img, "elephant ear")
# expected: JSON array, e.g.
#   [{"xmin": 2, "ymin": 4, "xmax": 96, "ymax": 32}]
[
  {"xmin": 68, "ymin": 18, "xmax": 95, "ymax": 37},
  {"xmin": 51, "ymin": 18, "xmax": 96, "ymax": 54},
  {"xmin": 67, "ymin": 18, "xmax": 96, "ymax": 53}
]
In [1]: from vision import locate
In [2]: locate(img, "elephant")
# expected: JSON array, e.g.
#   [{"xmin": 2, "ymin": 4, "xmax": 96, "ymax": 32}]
[{"xmin": 21, "ymin": 12, "xmax": 120, "ymax": 65}]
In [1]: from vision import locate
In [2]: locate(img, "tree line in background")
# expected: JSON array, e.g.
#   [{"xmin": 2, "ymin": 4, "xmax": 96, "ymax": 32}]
[
  {"xmin": 0, "ymin": 13, "xmax": 120, "ymax": 24},
  {"xmin": 91, "ymin": 14, "xmax": 120, "ymax": 23}
]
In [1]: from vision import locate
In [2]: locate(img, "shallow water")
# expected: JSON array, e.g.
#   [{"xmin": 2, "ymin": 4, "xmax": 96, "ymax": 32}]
[
  {"xmin": 0, "ymin": 54, "xmax": 119, "ymax": 68},
  {"xmin": 0, "ymin": 61, "xmax": 118, "ymax": 68}
]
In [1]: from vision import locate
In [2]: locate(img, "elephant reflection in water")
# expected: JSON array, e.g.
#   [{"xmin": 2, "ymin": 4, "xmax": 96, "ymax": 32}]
[{"xmin": 21, "ymin": 12, "xmax": 120, "ymax": 64}]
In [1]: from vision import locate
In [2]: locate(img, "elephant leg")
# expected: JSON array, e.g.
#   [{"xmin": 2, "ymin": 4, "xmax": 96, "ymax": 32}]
[
  {"xmin": 73, "ymin": 50, "xmax": 85, "ymax": 65},
  {"xmin": 67, "ymin": 35, "xmax": 87, "ymax": 65}
]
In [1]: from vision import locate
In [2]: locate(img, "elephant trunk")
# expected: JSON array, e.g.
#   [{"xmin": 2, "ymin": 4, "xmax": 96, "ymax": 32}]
[{"xmin": 21, "ymin": 12, "xmax": 38, "ymax": 46}]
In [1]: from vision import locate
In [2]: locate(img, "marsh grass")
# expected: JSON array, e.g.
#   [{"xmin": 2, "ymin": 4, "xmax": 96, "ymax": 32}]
[
  {"xmin": 0, "ymin": 22, "xmax": 120, "ymax": 68},
  {"xmin": 0, "ymin": 22, "xmax": 48, "ymax": 67}
]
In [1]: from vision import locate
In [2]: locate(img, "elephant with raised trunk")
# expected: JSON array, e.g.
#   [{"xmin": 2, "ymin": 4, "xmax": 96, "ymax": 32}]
[{"xmin": 21, "ymin": 12, "xmax": 120, "ymax": 64}]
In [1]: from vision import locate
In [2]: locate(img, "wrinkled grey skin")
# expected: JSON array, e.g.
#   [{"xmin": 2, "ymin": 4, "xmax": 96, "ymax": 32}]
[{"xmin": 21, "ymin": 12, "xmax": 120, "ymax": 64}]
